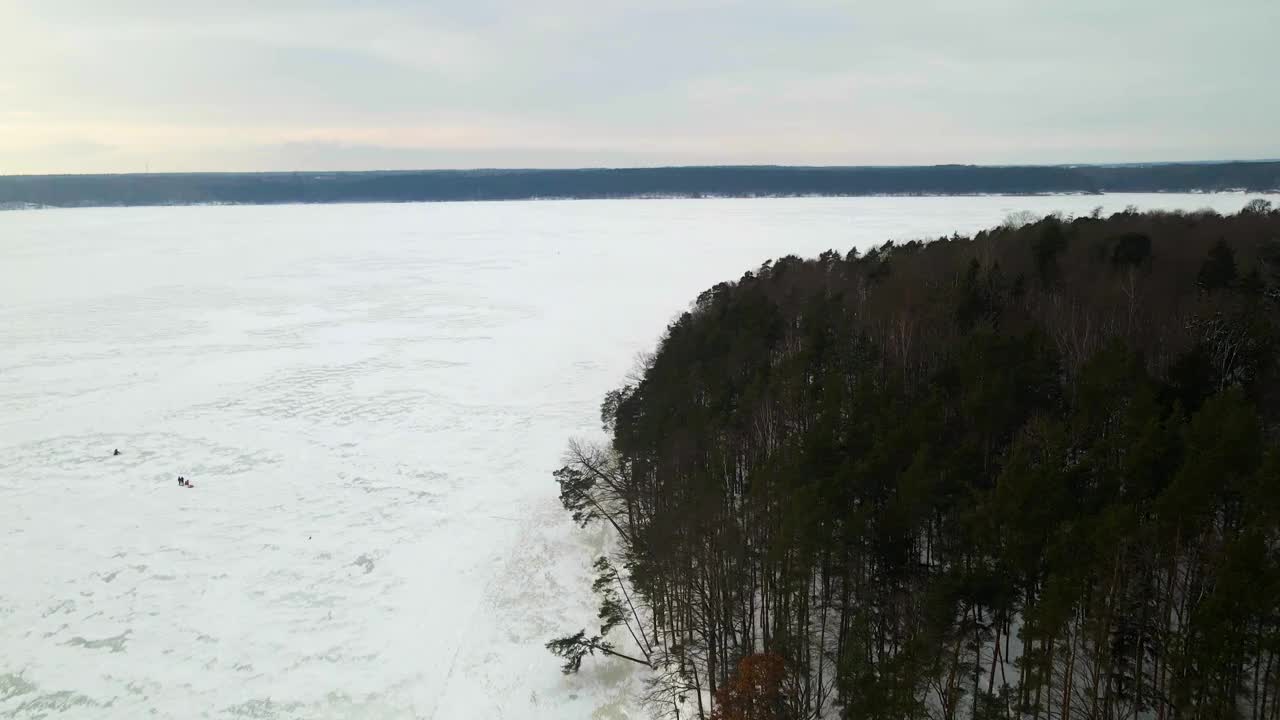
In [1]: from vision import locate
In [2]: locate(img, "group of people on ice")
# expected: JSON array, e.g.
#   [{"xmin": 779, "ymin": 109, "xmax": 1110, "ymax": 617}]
[{"xmin": 111, "ymin": 448, "xmax": 194, "ymax": 488}]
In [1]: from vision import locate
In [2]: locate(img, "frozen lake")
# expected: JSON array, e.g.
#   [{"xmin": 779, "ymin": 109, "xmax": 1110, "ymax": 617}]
[{"xmin": 0, "ymin": 194, "xmax": 1272, "ymax": 719}]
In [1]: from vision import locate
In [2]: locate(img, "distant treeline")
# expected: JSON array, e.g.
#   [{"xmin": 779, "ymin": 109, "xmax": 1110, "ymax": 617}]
[
  {"xmin": 2, "ymin": 162, "xmax": 1278, "ymax": 208},
  {"xmin": 549, "ymin": 201, "xmax": 1280, "ymax": 720}
]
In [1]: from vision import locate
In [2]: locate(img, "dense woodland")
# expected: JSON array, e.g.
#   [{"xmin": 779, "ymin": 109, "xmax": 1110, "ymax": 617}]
[
  {"xmin": 1, "ymin": 162, "xmax": 1277, "ymax": 208},
  {"xmin": 549, "ymin": 201, "xmax": 1280, "ymax": 720}
]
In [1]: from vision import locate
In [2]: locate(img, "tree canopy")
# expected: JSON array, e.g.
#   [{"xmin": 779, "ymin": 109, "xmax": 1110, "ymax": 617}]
[{"xmin": 551, "ymin": 204, "xmax": 1280, "ymax": 720}]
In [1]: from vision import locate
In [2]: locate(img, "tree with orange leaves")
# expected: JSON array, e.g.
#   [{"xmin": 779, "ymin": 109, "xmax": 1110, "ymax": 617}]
[{"xmin": 710, "ymin": 653, "xmax": 786, "ymax": 720}]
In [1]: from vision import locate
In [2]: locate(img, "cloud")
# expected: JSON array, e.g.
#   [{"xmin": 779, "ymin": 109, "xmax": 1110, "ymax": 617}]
[{"xmin": 2, "ymin": 0, "xmax": 1277, "ymax": 173}]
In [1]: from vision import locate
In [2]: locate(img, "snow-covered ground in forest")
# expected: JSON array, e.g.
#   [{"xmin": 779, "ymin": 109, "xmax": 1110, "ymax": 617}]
[{"xmin": 0, "ymin": 193, "xmax": 1273, "ymax": 719}]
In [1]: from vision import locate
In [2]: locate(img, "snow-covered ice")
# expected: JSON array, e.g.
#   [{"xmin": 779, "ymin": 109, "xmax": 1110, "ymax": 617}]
[{"xmin": 0, "ymin": 194, "xmax": 1273, "ymax": 719}]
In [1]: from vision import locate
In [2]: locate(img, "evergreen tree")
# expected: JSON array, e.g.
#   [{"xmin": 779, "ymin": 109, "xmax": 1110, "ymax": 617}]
[{"xmin": 550, "ymin": 208, "xmax": 1280, "ymax": 720}]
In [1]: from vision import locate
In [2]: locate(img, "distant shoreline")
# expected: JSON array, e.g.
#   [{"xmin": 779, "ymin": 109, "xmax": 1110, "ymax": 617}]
[
  {"xmin": 6, "ymin": 190, "xmax": 1277, "ymax": 214},
  {"xmin": 1, "ymin": 162, "xmax": 1277, "ymax": 210}
]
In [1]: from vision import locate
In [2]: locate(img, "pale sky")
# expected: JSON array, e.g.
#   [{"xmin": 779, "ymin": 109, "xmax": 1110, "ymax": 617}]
[{"xmin": 2, "ymin": 0, "xmax": 1277, "ymax": 175}]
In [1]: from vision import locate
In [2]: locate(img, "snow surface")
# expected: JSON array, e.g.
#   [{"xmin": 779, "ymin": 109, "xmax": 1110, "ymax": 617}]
[{"xmin": 0, "ymin": 194, "xmax": 1273, "ymax": 719}]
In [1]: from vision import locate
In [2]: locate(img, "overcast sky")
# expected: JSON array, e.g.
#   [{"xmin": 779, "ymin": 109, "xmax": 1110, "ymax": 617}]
[{"xmin": 2, "ymin": 0, "xmax": 1277, "ymax": 174}]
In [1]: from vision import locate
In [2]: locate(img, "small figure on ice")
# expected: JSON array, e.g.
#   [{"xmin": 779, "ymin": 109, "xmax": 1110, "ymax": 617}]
[
  {"xmin": 113, "ymin": 449, "xmax": 121, "ymax": 456},
  {"xmin": 178, "ymin": 476, "xmax": 193, "ymax": 488}
]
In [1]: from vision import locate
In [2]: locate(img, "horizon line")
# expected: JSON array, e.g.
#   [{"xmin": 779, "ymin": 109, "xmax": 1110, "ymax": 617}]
[{"xmin": 5, "ymin": 158, "xmax": 1280, "ymax": 180}]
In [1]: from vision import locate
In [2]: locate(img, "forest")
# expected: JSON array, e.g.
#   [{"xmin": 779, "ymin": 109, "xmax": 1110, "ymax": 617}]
[
  {"xmin": 1, "ymin": 162, "xmax": 1277, "ymax": 208},
  {"xmin": 548, "ymin": 200, "xmax": 1280, "ymax": 720}
]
